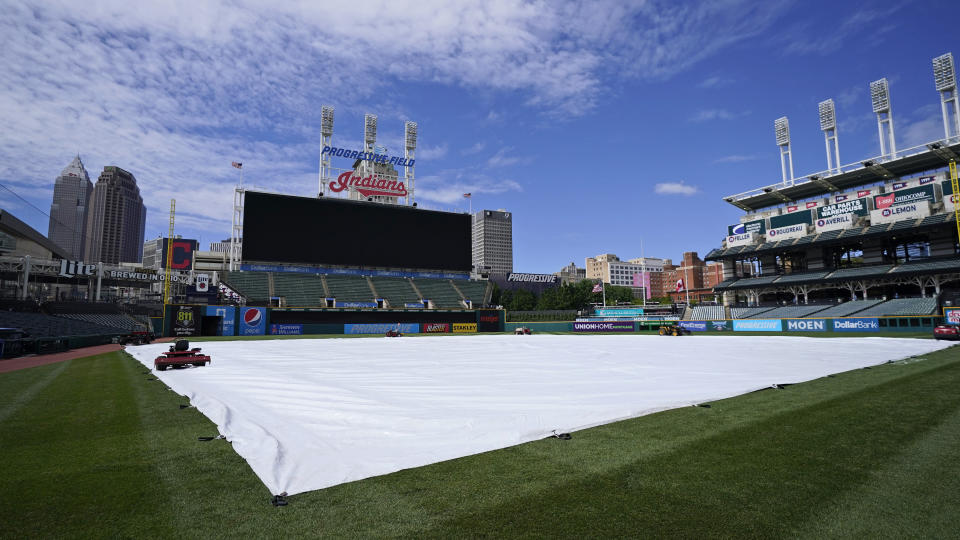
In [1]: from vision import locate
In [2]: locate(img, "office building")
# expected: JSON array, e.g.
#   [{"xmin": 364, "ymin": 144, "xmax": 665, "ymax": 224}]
[
  {"xmin": 48, "ymin": 155, "xmax": 93, "ymax": 259},
  {"xmin": 472, "ymin": 209, "xmax": 513, "ymax": 276},
  {"xmin": 85, "ymin": 166, "xmax": 146, "ymax": 264}
]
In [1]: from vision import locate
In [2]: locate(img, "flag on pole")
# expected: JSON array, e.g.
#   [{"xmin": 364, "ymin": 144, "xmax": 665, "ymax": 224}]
[
  {"xmin": 676, "ymin": 278, "xmax": 685, "ymax": 292},
  {"xmin": 592, "ymin": 282, "xmax": 603, "ymax": 293},
  {"xmin": 463, "ymin": 193, "xmax": 472, "ymax": 198},
  {"xmin": 231, "ymin": 162, "xmax": 243, "ymax": 169}
]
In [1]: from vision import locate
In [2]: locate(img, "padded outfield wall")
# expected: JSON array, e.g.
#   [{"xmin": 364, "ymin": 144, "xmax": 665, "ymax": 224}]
[
  {"xmin": 506, "ymin": 316, "xmax": 939, "ymax": 334},
  {"xmin": 161, "ymin": 306, "xmax": 504, "ymax": 337}
]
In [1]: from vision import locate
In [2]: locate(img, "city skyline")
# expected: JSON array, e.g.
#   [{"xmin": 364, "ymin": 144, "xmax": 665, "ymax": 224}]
[{"xmin": 1, "ymin": 1, "xmax": 957, "ymax": 272}]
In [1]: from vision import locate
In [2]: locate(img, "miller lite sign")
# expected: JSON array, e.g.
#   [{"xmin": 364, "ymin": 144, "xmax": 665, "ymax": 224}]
[{"xmin": 195, "ymin": 273, "xmax": 210, "ymax": 292}]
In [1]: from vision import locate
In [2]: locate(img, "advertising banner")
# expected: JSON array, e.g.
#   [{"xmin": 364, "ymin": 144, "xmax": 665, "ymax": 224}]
[
  {"xmin": 573, "ymin": 321, "xmax": 634, "ymax": 332},
  {"xmin": 172, "ymin": 305, "xmax": 200, "ymax": 337},
  {"xmin": 422, "ymin": 323, "xmax": 450, "ymax": 333},
  {"xmin": 270, "ymin": 324, "xmax": 303, "ymax": 335},
  {"xmin": 832, "ymin": 318, "xmax": 880, "ymax": 332},
  {"xmin": 344, "ymin": 323, "xmax": 420, "ymax": 334},
  {"xmin": 195, "ymin": 273, "xmax": 210, "ymax": 292},
  {"xmin": 708, "ymin": 320, "xmax": 730, "ymax": 331},
  {"xmin": 205, "ymin": 305, "xmax": 236, "ymax": 336},
  {"xmin": 785, "ymin": 319, "xmax": 827, "ymax": 332},
  {"xmin": 452, "ymin": 323, "xmax": 478, "ymax": 333},
  {"xmin": 679, "ymin": 321, "xmax": 708, "ymax": 331},
  {"xmin": 817, "ymin": 199, "xmax": 869, "ymax": 219},
  {"xmin": 404, "ymin": 302, "xmax": 425, "ymax": 309},
  {"xmin": 944, "ymin": 308, "xmax": 960, "ymax": 325},
  {"xmin": 337, "ymin": 301, "xmax": 378, "ymax": 308},
  {"xmin": 726, "ymin": 232, "xmax": 757, "ymax": 247},
  {"xmin": 770, "ymin": 209, "xmax": 812, "ymax": 228},
  {"xmin": 728, "ymin": 219, "xmax": 766, "ymax": 236},
  {"xmin": 873, "ymin": 185, "xmax": 936, "ymax": 210},
  {"xmin": 240, "ymin": 307, "xmax": 266, "ymax": 336},
  {"xmin": 815, "ymin": 214, "xmax": 856, "ymax": 232},
  {"xmin": 507, "ymin": 273, "xmax": 558, "ymax": 284},
  {"xmin": 238, "ymin": 264, "xmax": 470, "ymax": 281},
  {"xmin": 595, "ymin": 307, "xmax": 644, "ymax": 317},
  {"xmin": 477, "ymin": 311, "xmax": 503, "ymax": 332},
  {"xmin": 732, "ymin": 319, "xmax": 782, "ymax": 332},
  {"xmin": 869, "ymin": 202, "xmax": 930, "ymax": 225},
  {"xmin": 765, "ymin": 223, "xmax": 807, "ymax": 241}
]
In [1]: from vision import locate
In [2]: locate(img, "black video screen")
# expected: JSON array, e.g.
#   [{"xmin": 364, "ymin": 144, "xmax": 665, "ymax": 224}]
[{"xmin": 242, "ymin": 192, "xmax": 472, "ymax": 272}]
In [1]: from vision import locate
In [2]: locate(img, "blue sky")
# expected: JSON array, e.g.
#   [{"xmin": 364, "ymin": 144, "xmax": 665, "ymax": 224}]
[{"xmin": 0, "ymin": 0, "xmax": 956, "ymax": 272}]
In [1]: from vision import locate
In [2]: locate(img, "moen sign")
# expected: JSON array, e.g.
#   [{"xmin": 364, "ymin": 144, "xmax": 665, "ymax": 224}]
[{"xmin": 328, "ymin": 170, "xmax": 408, "ymax": 198}]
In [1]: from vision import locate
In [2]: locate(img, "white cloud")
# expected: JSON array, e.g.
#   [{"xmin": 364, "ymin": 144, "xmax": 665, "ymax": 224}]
[
  {"xmin": 0, "ymin": 0, "xmax": 790, "ymax": 238},
  {"xmin": 415, "ymin": 169, "xmax": 522, "ymax": 204},
  {"xmin": 699, "ymin": 76, "xmax": 733, "ymax": 88},
  {"xmin": 486, "ymin": 147, "xmax": 530, "ymax": 168},
  {"xmin": 690, "ymin": 109, "xmax": 744, "ymax": 122},
  {"xmin": 418, "ymin": 143, "xmax": 448, "ymax": 160},
  {"xmin": 900, "ymin": 105, "xmax": 946, "ymax": 149},
  {"xmin": 655, "ymin": 182, "xmax": 699, "ymax": 196}
]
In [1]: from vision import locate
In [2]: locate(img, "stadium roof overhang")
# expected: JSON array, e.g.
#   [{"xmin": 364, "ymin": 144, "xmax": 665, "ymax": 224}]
[{"xmin": 723, "ymin": 139, "xmax": 960, "ymax": 212}]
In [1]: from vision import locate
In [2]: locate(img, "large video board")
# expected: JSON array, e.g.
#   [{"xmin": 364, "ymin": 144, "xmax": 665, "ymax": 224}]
[{"xmin": 242, "ymin": 192, "xmax": 472, "ymax": 272}]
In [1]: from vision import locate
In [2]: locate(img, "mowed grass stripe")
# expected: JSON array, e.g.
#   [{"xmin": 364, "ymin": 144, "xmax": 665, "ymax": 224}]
[
  {"xmin": 1, "ymin": 345, "xmax": 959, "ymax": 537},
  {"xmin": 424, "ymin": 356, "xmax": 960, "ymax": 538},
  {"xmin": 0, "ymin": 360, "xmax": 68, "ymax": 425},
  {"xmin": 0, "ymin": 353, "xmax": 177, "ymax": 537}
]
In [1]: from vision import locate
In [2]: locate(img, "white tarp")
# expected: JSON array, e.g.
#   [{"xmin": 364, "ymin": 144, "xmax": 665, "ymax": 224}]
[{"xmin": 127, "ymin": 335, "xmax": 951, "ymax": 495}]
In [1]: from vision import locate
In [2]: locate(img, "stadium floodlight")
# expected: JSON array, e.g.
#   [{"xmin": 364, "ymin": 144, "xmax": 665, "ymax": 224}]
[
  {"xmin": 321, "ymin": 106, "xmax": 335, "ymax": 136},
  {"xmin": 933, "ymin": 53, "xmax": 956, "ymax": 92},
  {"xmin": 774, "ymin": 116, "xmax": 790, "ymax": 146},
  {"xmin": 870, "ymin": 79, "xmax": 890, "ymax": 113},
  {"xmin": 364, "ymin": 114, "xmax": 378, "ymax": 145},
  {"xmin": 818, "ymin": 99, "xmax": 836, "ymax": 131},
  {"xmin": 404, "ymin": 121, "xmax": 418, "ymax": 150}
]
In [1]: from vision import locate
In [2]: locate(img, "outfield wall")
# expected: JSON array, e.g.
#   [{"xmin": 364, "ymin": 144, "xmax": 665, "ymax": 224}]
[{"xmin": 505, "ymin": 316, "xmax": 938, "ymax": 335}]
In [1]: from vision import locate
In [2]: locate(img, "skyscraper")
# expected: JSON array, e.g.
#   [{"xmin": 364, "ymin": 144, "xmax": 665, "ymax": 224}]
[
  {"xmin": 48, "ymin": 155, "xmax": 93, "ymax": 259},
  {"xmin": 85, "ymin": 166, "xmax": 146, "ymax": 264},
  {"xmin": 472, "ymin": 209, "xmax": 513, "ymax": 276}
]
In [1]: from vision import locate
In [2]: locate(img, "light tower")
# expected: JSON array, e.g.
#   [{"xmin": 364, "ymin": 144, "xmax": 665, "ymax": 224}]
[
  {"xmin": 774, "ymin": 116, "xmax": 794, "ymax": 184},
  {"xmin": 933, "ymin": 53, "xmax": 960, "ymax": 143},
  {"xmin": 357, "ymin": 113, "xmax": 377, "ymax": 201},
  {"xmin": 819, "ymin": 99, "xmax": 840, "ymax": 173},
  {"xmin": 404, "ymin": 121, "xmax": 417, "ymax": 205},
  {"xmin": 319, "ymin": 105, "xmax": 334, "ymax": 197},
  {"xmin": 870, "ymin": 78, "xmax": 897, "ymax": 158}
]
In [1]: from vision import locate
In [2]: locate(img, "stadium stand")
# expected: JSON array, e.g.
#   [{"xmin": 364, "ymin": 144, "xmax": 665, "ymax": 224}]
[
  {"xmin": 414, "ymin": 280, "xmax": 464, "ymax": 308},
  {"xmin": 810, "ymin": 300, "xmax": 882, "ymax": 317},
  {"xmin": 773, "ymin": 271, "xmax": 831, "ymax": 284},
  {"xmin": 453, "ymin": 279, "xmax": 489, "ymax": 305},
  {"xmin": 221, "ymin": 272, "xmax": 270, "ymax": 303},
  {"xmin": 754, "ymin": 304, "xmax": 832, "ymax": 319},
  {"xmin": 56, "ymin": 313, "xmax": 146, "ymax": 331},
  {"xmin": 0, "ymin": 311, "xmax": 123, "ymax": 337},
  {"xmin": 323, "ymin": 275, "xmax": 376, "ymax": 303},
  {"xmin": 689, "ymin": 305, "xmax": 725, "ymax": 320},
  {"xmin": 730, "ymin": 306, "xmax": 776, "ymax": 319},
  {"xmin": 852, "ymin": 297, "xmax": 939, "ymax": 317},
  {"xmin": 273, "ymin": 273, "xmax": 326, "ymax": 306},
  {"xmin": 825, "ymin": 265, "xmax": 894, "ymax": 281},
  {"xmin": 370, "ymin": 277, "xmax": 421, "ymax": 307}
]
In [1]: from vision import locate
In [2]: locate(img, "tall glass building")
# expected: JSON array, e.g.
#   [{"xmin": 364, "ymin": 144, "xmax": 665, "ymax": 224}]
[
  {"xmin": 84, "ymin": 166, "xmax": 146, "ymax": 264},
  {"xmin": 48, "ymin": 155, "xmax": 93, "ymax": 259}
]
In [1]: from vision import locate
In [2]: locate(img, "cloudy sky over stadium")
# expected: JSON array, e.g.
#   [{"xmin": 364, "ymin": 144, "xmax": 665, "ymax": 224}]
[{"xmin": 0, "ymin": 0, "xmax": 956, "ymax": 272}]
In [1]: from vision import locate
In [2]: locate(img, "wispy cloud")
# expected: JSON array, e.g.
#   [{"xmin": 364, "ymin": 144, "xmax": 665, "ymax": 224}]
[
  {"xmin": 486, "ymin": 147, "xmax": 531, "ymax": 168},
  {"xmin": 690, "ymin": 109, "xmax": 746, "ymax": 122},
  {"xmin": 713, "ymin": 154, "xmax": 760, "ymax": 164},
  {"xmin": 655, "ymin": 182, "xmax": 699, "ymax": 196},
  {"xmin": 416, "ymin": 169, "xmax": 522, "ymax": 204},
  {"xmin": 462, "ymin": 142, "xmax": 486, "ymax": 155},
  {"xmin": 780, "ymin": 5, "xmax": 903, "ymax": 56},
  {"xmin": 699, "ymin": 76, "xmax": 734, "ymax": 88}
]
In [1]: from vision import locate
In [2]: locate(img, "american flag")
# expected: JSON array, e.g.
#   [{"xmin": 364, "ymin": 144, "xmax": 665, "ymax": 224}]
[
  {"xmin": 231, "ymin": 162, "xmax": 243, "ymax": 169},
  {"xmin": 463, "ymin": 193, "xmax": 472, "ymax": 198},
  {"xmin": 591, "ymin": 282, "xmax": 603, "ymax": 293}
]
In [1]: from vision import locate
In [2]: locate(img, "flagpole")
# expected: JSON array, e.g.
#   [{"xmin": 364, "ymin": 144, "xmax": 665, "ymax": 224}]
[
  {"xmin": 602, "ymin": 281, "xmax": 606, "ymax": 307},
  {"xmin": 684, "ymin": 265, "xmax": 691, "ymax": 305}
]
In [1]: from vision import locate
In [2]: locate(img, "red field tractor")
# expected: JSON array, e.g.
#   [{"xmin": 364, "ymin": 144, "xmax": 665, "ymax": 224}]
[
  {"xmin": 155, "ymin": 340, "xmax": 211, "ymax": 371},
  {"xmin": 514, "ymin": 326, "xmax": 533, "ymax": 335}
]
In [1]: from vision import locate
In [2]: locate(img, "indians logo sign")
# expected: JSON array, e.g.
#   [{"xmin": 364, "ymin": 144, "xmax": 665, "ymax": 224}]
[{"xmin": 329, "ymin": 170, "xmax": 408, "ymax": 198}]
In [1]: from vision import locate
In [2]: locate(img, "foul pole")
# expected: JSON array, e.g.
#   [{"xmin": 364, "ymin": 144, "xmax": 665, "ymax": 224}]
[
  {"xmin": 162, "ymin": 199, "xmax": 175, "ymax": 336},
  {"xmin": 951, "ymin": 160, "xmax": 959, "ymax": 247}
]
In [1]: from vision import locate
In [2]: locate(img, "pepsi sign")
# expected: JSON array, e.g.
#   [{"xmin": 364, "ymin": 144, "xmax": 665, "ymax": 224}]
[{"xmin": 240, "ymin": 307, "xmax": 266, "ymax": 335}]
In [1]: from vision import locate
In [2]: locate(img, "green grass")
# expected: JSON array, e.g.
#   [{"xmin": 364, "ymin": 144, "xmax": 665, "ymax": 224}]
[{"xmin": 2, "ymin": 342, "xmax": 959, "ymax": 537}]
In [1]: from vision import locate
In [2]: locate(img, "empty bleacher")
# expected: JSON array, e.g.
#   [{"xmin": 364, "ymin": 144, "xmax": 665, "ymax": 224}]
[
  {"xmin": 273, "ymin": 273, "xmax": 326, "ymax": 306},
  {"xmin": 56, "ymin": 313, "xmax": 146, "ymax": 331},
  {"xmin": 370, "ymin": 277, "xmax": 421, "ymax": 307},
  {"xmin": 221, "ymin": 271, "xmax": 270, "ymax": 303},
  {"xmin": 324, "ymin": 275, "xmax": 376, "ymax": 303},
  {"xmin": 689, "ymin": 305, "xmax": 725, "ymax": 320},
  {"xmin": 755, "ymin": 305, "xmax": 831, "ymax": 319},
  {"xmin": 852, "ymin": 297, "xmax": 939, "ymax": 317},
  {"xmin": 414, "ymin": 279, "xmax": 464, "ymax": 308},
  {"xmin": 453, "ymin": 280, "xmax": 489, "ymax": 305},
  {"xmin": 0, "ymin": 311, "xmax": 123, "ymax": 338},
  {"xmin": 730, "ymin": 306, "xmax": 776, "ymax": 319},
  {"xmin": 811, "ymin": 300, "xmax": 882, "ymax": 317}
]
